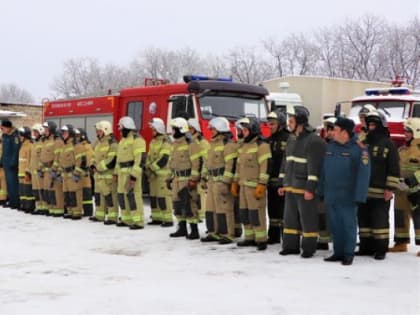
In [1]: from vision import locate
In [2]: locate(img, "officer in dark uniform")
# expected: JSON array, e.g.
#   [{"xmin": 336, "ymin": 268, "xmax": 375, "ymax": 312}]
[
  {"xmin": 266, "ymin": 110, "xmax": 289, "ymax": 244},
  {"xmin": 0, "ymin": 119, "xmax": 20, "ymax": 209},
  {"xmin": 319, "ymin": 117, "xmax": 370, "ymax": 265},
  {"xmin": 357, "ymin": 109, "xmax": 400, "ymax": 260},
  {"xmin": 278, "ymin": 108, "xmax": 326, "ymax": 258}
]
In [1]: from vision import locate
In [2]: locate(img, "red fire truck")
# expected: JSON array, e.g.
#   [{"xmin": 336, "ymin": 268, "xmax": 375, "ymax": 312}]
[
  {"xmin": 348, "ymin": 79, "xmax": 420, "ymax": 147},
  {"xmin": 43, "ymin": 75, "xmax": 270, "ymax": 144}
]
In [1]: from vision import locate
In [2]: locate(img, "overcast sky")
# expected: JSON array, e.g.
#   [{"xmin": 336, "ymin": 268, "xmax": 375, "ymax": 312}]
[{"xmin": 0, "ymin": 0, "xmax": 418, "ymax": 102}]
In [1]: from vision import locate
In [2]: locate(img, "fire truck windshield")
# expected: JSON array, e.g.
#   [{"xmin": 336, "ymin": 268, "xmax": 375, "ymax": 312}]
[
  {"xmin": 349, "ymin": 101, "xmax": 409, "ymax": 123},
  {"xmin": 199, "ymin": 94, "xmax": 267, "ymax": 121}
]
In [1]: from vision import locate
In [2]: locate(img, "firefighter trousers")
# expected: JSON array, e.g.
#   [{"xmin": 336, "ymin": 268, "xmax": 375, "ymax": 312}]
[
  {"xmin": 282, "ymin": 192, "xmax": 319, "ymax": 255},
  {"xmin": 239, "ymin": 186, "xmax": 267, "ymax": 243},
  {"xmin": 267, "ymin": 185, "xmax": 285, "ymax": 242},
  {"xmin": 205, "ymin": 180, "xmax": 235, "ymax": 239},
  {"xmin": 31, "ymin": 170, "xmax": 46, "ymax": 212},
  {"xmin": 393, "ymin": 190, "xmax": 420, "ymax": 245},
  {"xmin": 172, "ymin": 177, "xmax": 191, "ymax": 224},
  {"xmin": 46, "ymin": 173, "xmax": 64, "ymax": 215},
  {"xmin": 149, "ymin": 174, "xmax": 173, "ymax": 223},
  {"xmin": 94, "ymin": 176, "xmax": 118, "ymax": 222},
  {"xmin": 117, "ymin": 170, "xmax": 144, "ymax": 227},
  {"xmin": 358, "ymin": 198, "xmax": 390, "ymax": 255},
  {"xmin": 18, "ymin": 177, "xmax": 34, "ymax": 211},
  {"xmin": 0, "ymin": 168, "xmax": 7, "ymax": 202}
]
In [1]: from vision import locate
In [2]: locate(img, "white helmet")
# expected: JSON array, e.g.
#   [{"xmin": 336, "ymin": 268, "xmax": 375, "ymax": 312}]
[
  {"xmin": 118, "ymin": 116, "xmax": 136, "ymax": 130},
  {"xmin": 149, "ymin": 118, "xmax": 166, "ymax": 135},
  {"xmin": 366, "ymin": 109, "xmax": 388, "ymax": 128},
  {"xmin": 208, "ymin": 117, "xmax": 230, "ymax": 133},
  {"xmin": 170, "ymin": 117, "xmax": 189, "ymax": 134},
  {"xmin": 95, "ymin": 120, "xmax": 113, "ymax": 136},
  {"xmin": 359, "ymin": 104, "xmax": 377, "ymax": 117},
  {"xmin": 323, "ymin": 117, "xmax": 337, "ymax": 127},
  {"xmin": 235, "ymin": 117, "xmax": 249, "ymax": 130},
  {"xmin": 32, "ymin": 123, "xmax": 45, "ymax": 135},
  {"xmin": 404, "ymin": 117, "xmax": 420, "ymax": 139},
  {"xmin": 188, "ymin": 118, "xmax": 201, "ymax": 132}
]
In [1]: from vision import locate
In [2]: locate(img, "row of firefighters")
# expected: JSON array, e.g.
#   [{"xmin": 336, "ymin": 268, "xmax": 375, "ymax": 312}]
[{"xmin": 0, "ymin": 106, "xmax": 419, "ymax": 260}]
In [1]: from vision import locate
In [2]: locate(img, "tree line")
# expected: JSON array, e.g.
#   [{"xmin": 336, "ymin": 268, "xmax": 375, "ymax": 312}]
[{"xmin": 1, "ymin": 15, "xmax": 418, "ymax": 102}]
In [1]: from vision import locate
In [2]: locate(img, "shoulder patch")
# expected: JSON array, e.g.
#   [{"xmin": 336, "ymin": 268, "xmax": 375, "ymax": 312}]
[{"xmin": 362, "ymin": 151, "xmax": 369, "ymax": 165}]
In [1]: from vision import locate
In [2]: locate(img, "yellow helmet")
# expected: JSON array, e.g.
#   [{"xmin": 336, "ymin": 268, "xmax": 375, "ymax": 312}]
[
  {"xmin": 170, "ymin": 117, "xmax": 189, "ymax": 134},
  {"xmin": 95, "ymin": 120, "xmax": 113, "ymax": 136},
  {"xmin": 404, "ymin": 117, "xmax": 420, "ymax": 139}
]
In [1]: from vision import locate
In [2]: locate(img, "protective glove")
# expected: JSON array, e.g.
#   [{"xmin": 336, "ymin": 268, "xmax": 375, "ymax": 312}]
[
  {"xmin": 188, "ymin": 180, "xmax": 198, "ymax": 189},
  {"xmin": 166, "ymin": 178, "xmax": 173, "ymax": 190},
  {"xmin": 125, "ymin": 176, "xmax": 136, "ymax": 191},
  {"xmin": 50, "ymin": 170, "xmax": 58, "ymax": 180},
  {"xmin": 24, "ymin": 171, "xmax": 31, "ymax": 182},
  {"xmin": 37, "ymin": 169, "xmax": 44, "ymax": 178},
  {"xmin": 230, "ymin": 181, "xmax": 239, "ymax": 197},
  {"xmin": 56, "ymin": 175, "xmax": 63, "ymax": 183},
  {"xmin": 72, "ymin": 173, "xmax": 81, "ymax": 183},
  {"xmin": 200, "ymin": 178, "xmax": 208, "ymax": 190},
  {"xmin": 405, "ymin": 175, "xmax": 419, "ymax": 188},
  {"xmin": 254, "ymin": 183, "xmax": 266, "ymax": 199},
  {"xmin": 407, "ymin": 191, "xmax": 419, "ymax": 208},
  {"xmin": 398, "ymin": 179, "xmax": 409, "ymax": 191}
]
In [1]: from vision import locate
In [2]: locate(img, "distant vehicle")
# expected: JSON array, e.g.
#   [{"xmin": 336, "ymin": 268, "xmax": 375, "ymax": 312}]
[
  {"xmin": 348, "ymin": 77, "xmax": 420, "ymax": 147},
  {"xmin": 0, "ymin": 110, "xmax": 26, "ymax": 118},
  {"xmin": 43, "ymin": 75, "xmax": 270, "ymax": 144},
  {"xmin": 267, "ymin": 82, "xmax": 309, "ymax": 117}
]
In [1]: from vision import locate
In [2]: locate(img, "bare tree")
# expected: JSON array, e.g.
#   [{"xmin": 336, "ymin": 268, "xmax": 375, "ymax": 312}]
[
  {"xmin": 263, "ymin": 37, "xmax": 286, "ymax": 77},
  {"xmin": 51, "ymin": 57, "xmax": 134, "ymax": 98},
  {"xmin": 131, "ymin": 47, "xmax": 207, "ymax": 83},
  {"xmin": 339, "ymin": 15, "xmax": 387, "ymax": 80},
  {"xmin": 0, "ymin": 83, "xmax": 35, "ymax": 104},
  {"xmin": 227, "ymin": 46, "xmax": 273, "ymax": 84}
]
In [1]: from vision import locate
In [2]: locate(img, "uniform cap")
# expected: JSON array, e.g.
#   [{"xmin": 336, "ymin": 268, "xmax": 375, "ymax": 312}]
[{"xmin": 334, "ymin": 117, "xmax": 355, "ymax": 136}]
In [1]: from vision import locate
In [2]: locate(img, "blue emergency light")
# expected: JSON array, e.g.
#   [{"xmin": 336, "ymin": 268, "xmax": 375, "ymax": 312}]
[
  {"xmin": 183, "ymin": 75, "xmax": 233, "ymax": 83},
  {"xmin": 365, "ymin": 87, "xmax": 410, "ymax": 96}
]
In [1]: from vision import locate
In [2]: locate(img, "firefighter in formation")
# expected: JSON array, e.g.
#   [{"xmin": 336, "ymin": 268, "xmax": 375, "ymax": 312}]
[
  {"xmin": 389, "ymin": 118, "xmax": 420, "ymax": 256},
  {"xmin": 115, "ymin": 116, "xmax": 146, "ymax": 229},
  {"xmin": 2, "ymin": 112, "xmax": 419, "ymax": 260},
  {"xmin": 232, "ymin": 117, "xmax": 271, "ymax": 250},
  {"xmin": 201, "ymin": 117, "xmax": 238, "ymax": 244},
  {"xmin": 357, "ymin": 109, "xmax": 400, "ymax": 260},
  {"xmin": 90, "ymin": 120, "xmax": 119, "ymax": 224},
  {"xmin": 146, "ymin": 118, "xmax": 173, "ymax": 227}
]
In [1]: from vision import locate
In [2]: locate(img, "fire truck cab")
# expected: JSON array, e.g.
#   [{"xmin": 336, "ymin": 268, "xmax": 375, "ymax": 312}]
[
  {"xmin": 43, "ymin": 75, "xmax": 269, "ymax": 145},
  {"xmin": 348, "ymin": 83, "xmax": 420, "ymax": 147}
]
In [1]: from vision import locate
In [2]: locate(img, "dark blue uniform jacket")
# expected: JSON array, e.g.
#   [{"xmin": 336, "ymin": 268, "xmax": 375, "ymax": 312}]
[{"xmin": 319, "ymin": 137, "xmax": 370, "ymax": 206}]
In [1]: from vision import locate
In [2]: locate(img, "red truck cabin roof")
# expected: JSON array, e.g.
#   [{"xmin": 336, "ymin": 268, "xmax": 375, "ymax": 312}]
[{"xmin": 349, "ymin": 87, "xmax": 420, "ymax": 147}]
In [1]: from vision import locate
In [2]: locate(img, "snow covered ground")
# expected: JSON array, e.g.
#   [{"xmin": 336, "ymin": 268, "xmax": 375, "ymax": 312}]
[{"xmin": 0, "ymin": 201, "xmax": 419, "ymax": 315}]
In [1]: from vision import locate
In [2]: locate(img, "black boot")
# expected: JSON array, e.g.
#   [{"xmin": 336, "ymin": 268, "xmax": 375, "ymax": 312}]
[
  {"xmin": 237, "ymin": 240, "xmax": 256, "ymax": 247},
  {"xmin": 234, "ymin": 227, "xmax": 243, "ymax": 238},
  {"xmin": 186, "ymin": 223, "xmax": 199, "ymax": 240},
  {"xmin": 201, "ymin": 234, "xmax": 219, "ymax": 242},
  {"xmin": 170, "ymin": 221, "xmax": 187, "ymax": 237},
  {"xmin": 148, "ymin": 220, "xmax": 162, "ymax": 225},
  {"xmin": 256, "ymin": 242, "xmax": 267, "ymax": 250},
  {"xmin": 267, "ymin": 226, "xmax": 281, "ymax": 244},
  {"xmin": 316, "ymin": 242, "xmax": 329, "ymax": 250}
]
